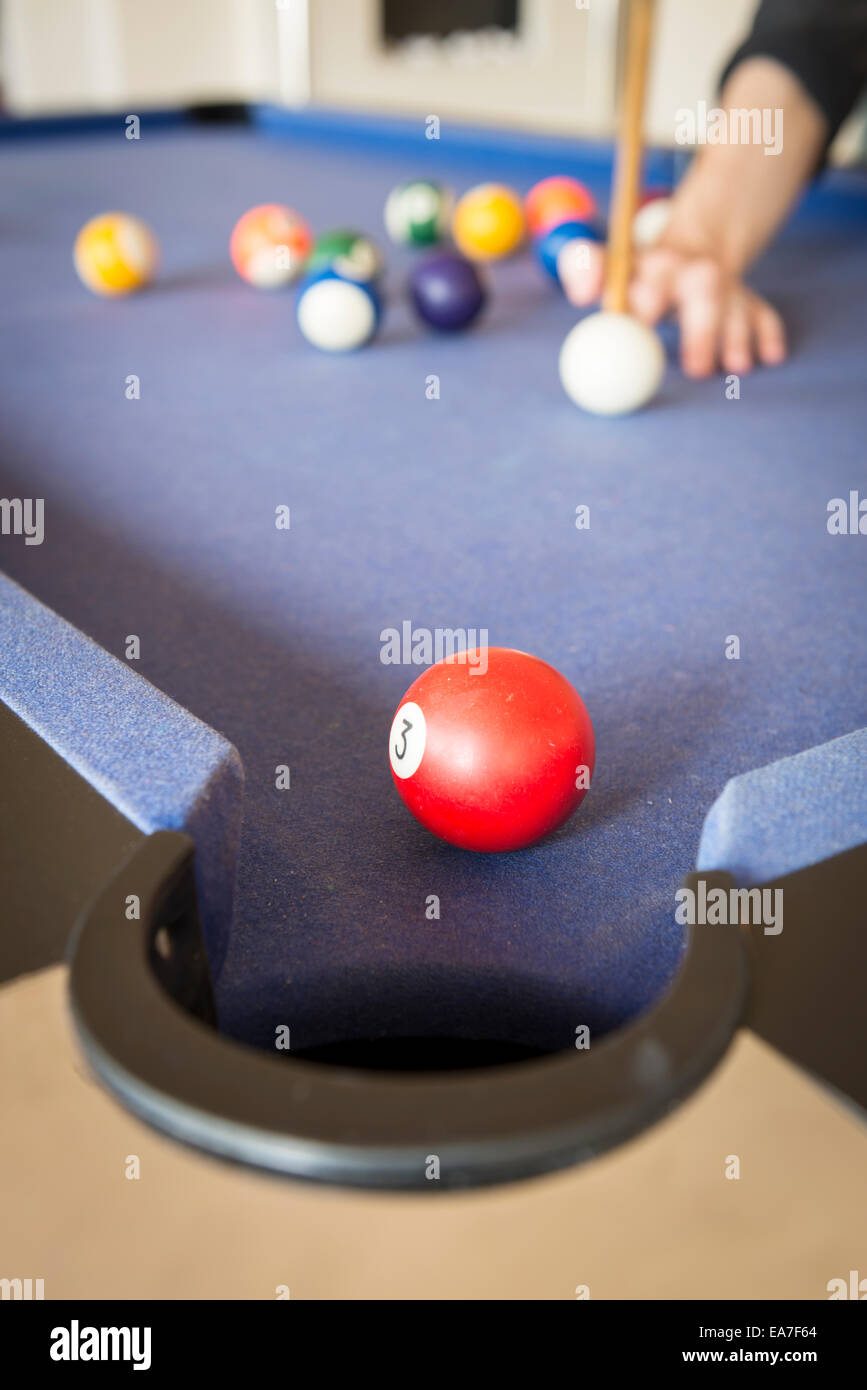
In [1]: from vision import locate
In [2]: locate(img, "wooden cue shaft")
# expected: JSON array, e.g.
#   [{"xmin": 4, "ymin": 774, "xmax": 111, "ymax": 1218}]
[{"xmin": 604, "ymin": 0, "xmax": 656, "ymax": 314}]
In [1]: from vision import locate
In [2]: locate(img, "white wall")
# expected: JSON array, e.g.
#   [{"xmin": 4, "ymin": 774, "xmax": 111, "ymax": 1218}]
[
  {"xmin": 1, "ymin": 0, "xmax": 863, "ymax": 161},
  {"xmin": 304, "ymin": 0, "xmax": 620, "ymax": 136},
  {"xmin": 1, "ymin": 0, "xmax": 282, "ymax": 113},
  {"xmin": 645, "ymin": 0, "xmax": 756, "ymax": 146}
]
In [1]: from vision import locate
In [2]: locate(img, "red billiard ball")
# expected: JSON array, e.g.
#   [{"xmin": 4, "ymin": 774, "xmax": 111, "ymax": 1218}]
[{"xmin": 388, "ymin": 647, "xmax": 595, "ymax": 852}]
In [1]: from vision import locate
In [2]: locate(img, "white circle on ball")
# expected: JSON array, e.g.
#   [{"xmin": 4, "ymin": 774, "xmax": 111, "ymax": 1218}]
[
  {"xmin": 115, "ymin": 216, "xmax": 158, "ymax": 280},
  {"xmin": 633, "ymin": 196, "xmax": 673, "ymax": 249},
  {"xmin": 389, "ymin": 701, "xmax": 426, "ymax": 779},
  {"xmin": 248, "ymin": 245, "xmax": 298, "ymax": 288},
  {"xmin": 334, "ymin": 247, "xmax": 378, "ymax": 282},
  {"xmin": 407, "ymin": 185, "xmax": 438, "ymax": 224},
  {"xmin": 559, "ymin": 311, "xmax": 665, "ymax": 416},
  {"xmin": 384, "ymin": 188, "xmax": 407, "ymax": 243},
  {"xmin": 297, "ymin": 278, "xmax": 376, "ymax": 352}
]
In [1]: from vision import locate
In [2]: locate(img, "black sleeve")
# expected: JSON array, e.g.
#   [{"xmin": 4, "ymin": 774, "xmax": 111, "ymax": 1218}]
[{"xmin": 720, "ymin": 0, "xmax": 867, "ymax": 143}]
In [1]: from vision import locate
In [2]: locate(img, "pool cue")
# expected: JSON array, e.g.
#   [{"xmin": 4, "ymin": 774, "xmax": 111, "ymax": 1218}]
[{"xmin": 603, "ymin": 0, "xmax": 656, "ymax": 314}]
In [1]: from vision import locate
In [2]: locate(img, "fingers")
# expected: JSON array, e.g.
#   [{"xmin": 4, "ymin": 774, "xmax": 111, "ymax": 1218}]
[
  {"xmin": 751, "ymin": 293, "xmax": 787, "ymax": 365},
  {"xmin": 720, "ymin": 290, "xmax": 754, "ymax": 375},
  {"xmin": 716, "ymin": 289, "xmax": 788, "ymax": 375},
  {"xmin": 560, "ymin": 242, "xmax": 679, "ymax": 322},
  {"xmin": 558, "ymin": 238, "xmax": 787, "ymax": 379},
  {"xmin": 675, "ymin": 258, "xmax": 724, "ymax": 378},
  {"xmin": 628, "ymin": 247, "xmax": 678, "ymax": 324},
  {"xmin": 558, "ymin": 239, "xmax": 605, "ymax": 306}
]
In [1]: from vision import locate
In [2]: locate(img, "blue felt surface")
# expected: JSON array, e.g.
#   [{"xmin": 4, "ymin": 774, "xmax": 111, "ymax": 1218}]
[
  {"xmin": 0, "ymin": 572, "xmax": 243, "ymax": 973},
  {"xmin": 1, "ymin": 118, "xmax": 866, "ymax": 1051}
]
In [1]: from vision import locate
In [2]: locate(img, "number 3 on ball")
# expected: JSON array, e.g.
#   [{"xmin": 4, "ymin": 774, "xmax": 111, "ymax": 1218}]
[{"xmin": 389, "ymin": 701, "xmax": 426, "ymax": 779}]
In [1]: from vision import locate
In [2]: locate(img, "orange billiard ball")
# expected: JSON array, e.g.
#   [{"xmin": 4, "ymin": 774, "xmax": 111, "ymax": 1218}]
[
  {"xmin": 525, "ymin": 176, "xmax": 598, "ymax": 239},
  {"xmin": 230, "ymin": 203, "xmax": 313, "ymax": 289}
]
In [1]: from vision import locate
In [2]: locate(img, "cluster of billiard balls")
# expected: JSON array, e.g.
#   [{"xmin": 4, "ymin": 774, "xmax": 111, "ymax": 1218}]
[
  {"xmin": 71, "ymin": 180, "xmax": 529, "ymax": 350},
  {"xmin": 255, "ymin": 178, "xmax": 532, "ymax": 350},
  {"xmin": 389, "ymin": 646, "xmax": 595, "ymax": 854},
  {"xmin": 72, "ymin": 176, "xmax": 673, "ymax": 414},
  {"xmin": 71, "ymin": 177, "xmax": 600, "ymax": 349}
]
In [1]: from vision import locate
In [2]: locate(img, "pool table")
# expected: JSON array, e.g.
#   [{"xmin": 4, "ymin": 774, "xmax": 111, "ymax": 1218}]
[{"xmin": 1, "ymin": 106, "xmax": 866, "ymax": 1198}]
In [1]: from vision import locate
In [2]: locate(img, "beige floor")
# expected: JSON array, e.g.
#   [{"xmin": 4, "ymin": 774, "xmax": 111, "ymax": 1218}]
[{"xmin": 2, "ymin": 965, "xmax": 864, "ymax": 1300}]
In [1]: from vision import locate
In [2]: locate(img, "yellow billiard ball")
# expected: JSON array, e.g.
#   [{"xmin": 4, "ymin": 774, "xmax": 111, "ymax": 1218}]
[
  {"xmin": 73, "ymin": 212, "xmax": 159, "ymax": 297},
  {"xmin": 452, "ymin": 183, "xmax": 525, "ymax": 261}
]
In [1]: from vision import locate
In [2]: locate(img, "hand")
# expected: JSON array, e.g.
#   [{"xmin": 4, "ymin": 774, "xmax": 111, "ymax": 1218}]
[{"xmin": 558, "ymin": 238, "xmax": 787, "ymax": 379}]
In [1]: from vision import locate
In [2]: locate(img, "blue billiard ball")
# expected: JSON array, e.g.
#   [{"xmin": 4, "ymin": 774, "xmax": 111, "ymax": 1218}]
[
  {"xmin": 296, "ymin": 266, "xmax": 382, "ymax": 352},
  {"xmin": 535, "ymin": 219, "xmax": 602, "ymax": 282}
]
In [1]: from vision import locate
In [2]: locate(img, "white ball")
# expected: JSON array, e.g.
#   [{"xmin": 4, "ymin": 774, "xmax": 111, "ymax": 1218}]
[
  {"xmin": 296, "ymin": 277, "xmax": 378, "ymax": 353},
  {"xmin": 633, "ymin": 196, "xmax": 673, "ymax": 249},
  {"xmin": 559, "ymin": 311, "xmax": 664, "ymax": 416}
]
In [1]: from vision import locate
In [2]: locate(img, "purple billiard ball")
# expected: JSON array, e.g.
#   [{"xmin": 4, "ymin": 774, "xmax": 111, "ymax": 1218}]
[{"xmin": 409, "ymin": 252, "xmax": 487, "ymax": 332}]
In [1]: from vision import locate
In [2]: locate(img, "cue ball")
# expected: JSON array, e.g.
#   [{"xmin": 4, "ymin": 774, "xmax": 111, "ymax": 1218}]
[
  {"xmin": 296, "ymin": 267, "xmax": 381, "ymax": 351},
  {"xmin": 559, "ymin": 311, "xmax": 664, "ymax": 416},
  {"xmin": 389, "ymin": 647, "xmax": 595, "ymax": 853},
  {"xmin": 409, "ymin": 252, "xmax": 487, "ymax": 331}
]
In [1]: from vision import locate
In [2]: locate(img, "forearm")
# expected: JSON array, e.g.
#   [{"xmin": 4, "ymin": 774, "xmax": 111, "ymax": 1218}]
[{"xmin": 663, "ymin": 58, "xmax": 828, "ymax": 275}]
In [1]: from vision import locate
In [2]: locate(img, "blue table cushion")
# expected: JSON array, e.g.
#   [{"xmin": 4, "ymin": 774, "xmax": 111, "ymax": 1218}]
[
  {"xmin": 0, "ymin": 572, "xmax": 243, "ymax": 973},
  {"xmin": 697, "ymin": 727, "xmax": 867, "ymax": 886}
]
